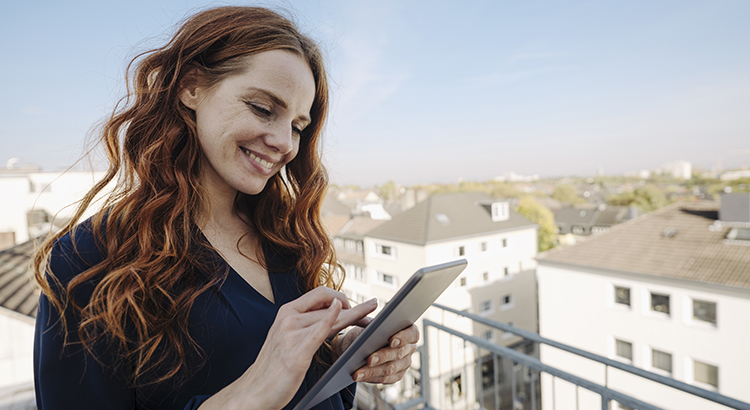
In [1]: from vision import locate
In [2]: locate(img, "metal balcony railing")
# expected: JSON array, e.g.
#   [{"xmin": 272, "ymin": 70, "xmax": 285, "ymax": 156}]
[{"xmin": 380, "ymin": 303, "xmax": 750, "ymax": 410}]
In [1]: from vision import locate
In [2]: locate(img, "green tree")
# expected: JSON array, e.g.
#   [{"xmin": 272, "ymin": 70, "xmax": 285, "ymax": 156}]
[
  {"xmin": 551, "ymin": 184, "xmax": 585, "ymax": 204},
  {"xmin": 515, "ymin": 196, "xmax": 557, "ymax": 252},
  {"xmin": 607, "ymin": 184, "xmax": 667, "ymax": 213},
  {"xmin": 378, "ymin": 180, "xmax": 397, "ymax": 201}
]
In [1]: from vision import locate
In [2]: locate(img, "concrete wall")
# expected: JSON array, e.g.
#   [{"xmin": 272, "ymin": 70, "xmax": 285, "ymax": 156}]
[{"xmin": 537, "ymin": 263, "xmax": 750, "ymax": 409}]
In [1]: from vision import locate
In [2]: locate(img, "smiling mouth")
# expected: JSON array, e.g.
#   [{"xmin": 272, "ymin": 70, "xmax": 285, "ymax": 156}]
[{"xmin": 240, "ymin": 147, "xmax": 275, "ymax": 170}]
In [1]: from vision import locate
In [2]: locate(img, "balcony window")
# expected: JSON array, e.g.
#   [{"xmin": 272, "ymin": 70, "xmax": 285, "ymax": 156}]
[
  {"xmin": 652, "ymin": 349, "xmax": 672, "ymax": 374},
  {"xmin": 651, "ymin": 293, "xmax": 670, "ymax": 315},
  {"xmin": 479, "ymin": 300, "xmax": 492, "ymax": 313},
  {"xmin": 693, "ymin": 299, "xmax": 717, "ymax": 325},
  {"xmin": 615, "ymin": 286, "xmax": 630, "ymax": 307},
  {"xmin": 482, "ymin": 330, "xmax": 493, "ymax": 340},
  {"xmin": 694, "ymin": 360, "xmax": 719, "ymax": 388},
  {"xmin": 615, "ymin": 339, "xmax": 633, "ymax": 361}
]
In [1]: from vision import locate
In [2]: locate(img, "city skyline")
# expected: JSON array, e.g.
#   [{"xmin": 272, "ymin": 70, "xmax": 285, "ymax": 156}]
[{"xmin": 1, "ymin": 0, "xmax": 749, "ymax": 186}]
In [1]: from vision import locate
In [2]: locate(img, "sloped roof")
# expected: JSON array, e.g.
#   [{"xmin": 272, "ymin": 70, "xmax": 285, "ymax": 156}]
[
  {"xmin": 367, "ymin": 192, "xmax": 536, "ymax": 245},
  {"xmin": 539, "ymin": 201, "xmax": 750, "ymax": 290},
  {"xmin": 0, "ymin": 239, "xmax": 40, "ymax": 318},
  {"xmin": 338, "ymin": 216, "xmax": 386, "ymax": 240}
]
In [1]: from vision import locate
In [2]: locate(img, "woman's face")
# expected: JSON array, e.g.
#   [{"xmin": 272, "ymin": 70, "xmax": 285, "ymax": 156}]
[{"xmin": 180, "ymin": 50, "xmax": 316, "ymax": 197}]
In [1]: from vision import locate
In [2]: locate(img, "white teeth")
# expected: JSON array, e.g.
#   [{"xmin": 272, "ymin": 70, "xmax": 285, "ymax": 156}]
[{"xmin": 242, "ymin": 148, "xmax": 274, "ymax": 169}]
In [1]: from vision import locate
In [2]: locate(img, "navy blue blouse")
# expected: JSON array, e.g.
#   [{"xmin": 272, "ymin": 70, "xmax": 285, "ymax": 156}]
[{"xmin": 34, "ymin": 221, "xmax": 355, "ymax": 410}]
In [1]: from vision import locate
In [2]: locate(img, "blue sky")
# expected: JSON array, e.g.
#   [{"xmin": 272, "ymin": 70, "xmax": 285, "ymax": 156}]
[{"xmin": 1, "ymin": 0, "xmax": 749, "ymax": 185}]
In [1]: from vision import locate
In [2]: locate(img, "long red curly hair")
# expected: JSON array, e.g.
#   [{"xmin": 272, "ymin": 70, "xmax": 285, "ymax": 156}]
[{"xmin": 34, "ymin": 6, "xmax": 341, "ymax": 386}]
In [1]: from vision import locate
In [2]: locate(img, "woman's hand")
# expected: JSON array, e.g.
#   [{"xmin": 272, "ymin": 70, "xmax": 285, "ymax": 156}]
[
  {"xmin": 337, "ymin": 322, "xmax": 420, "ymax": 385},
  {"xmin": 199, "ymin": 287, "xmax": 377, "ymax": 410}
]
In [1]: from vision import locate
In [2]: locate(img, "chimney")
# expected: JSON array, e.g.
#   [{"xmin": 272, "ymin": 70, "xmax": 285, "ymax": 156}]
[{"xmin": 719, "ymin": 193, "xmax": 750, "ymax": 223}]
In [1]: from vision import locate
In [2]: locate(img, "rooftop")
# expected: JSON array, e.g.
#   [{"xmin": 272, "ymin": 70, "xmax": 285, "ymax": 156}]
[
  {"xmin": 0, "ymin": 238, "xmax": 39, "ymax": 318},
  {"xmin": 367, "ymin": 192, "xmax": 536, "ymax": 245},
  {"xmin": 539, "ymin": 200, "xmax": 750, "ymax": 290}
]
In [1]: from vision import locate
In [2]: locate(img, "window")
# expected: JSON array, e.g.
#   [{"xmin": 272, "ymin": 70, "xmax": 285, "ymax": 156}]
[
  {"xmin": 353, "ymin": 265, "xmax": 366, "ymax": 282},
  {"xmin": 501, "ymin": 294, "xmax": 512, "ymax": 305},
  {"xmin": 377, "ymin": 271, "xmax": 397, "ymax": 287},
  {"xmin": 503, "ymin": 267, "xmax": 509, "ymax": 277},
  {"xmin": 374, "ymin": 243, "xmax": 396, "ymax": 260},
  {"xmin": 694, "ymin": 360, "xmax": 719, "ymax": 388},
  {"xmin": 502, "ymin": 238, "xmax": 508, "ymax": 248},
  {"xmin": 482, "ymin": 330, "xmax": 493, "ymax": 340},
  {"xmin": 651, "ymin": 293, "xmax": 670, "ymax": 315},
  {"xmin": 481, "ymin": 242, "xmax": 487, "ymax": 252},
  {"xmin": 615, "ymin": 286, "xmax": 630, "ymax": 306},
  {"xmin": 491, "ymin": 202, "xmax": 510, "ymax": 222},
  {"xmin": 458, "ymin": 246, "xmax": 465, "ymax": 256},
  {"xmin": 482, "ymin": 271, "xmax": 489, "ymax": 281},
  {"xmin": 480, "ymin": 355, "xmax": 495, "ymax": 389},
  {"xmin": 459, "ymin": 277, "xmax": 467, "ymax": 287},
  {"xmin": 615, "ymin": 339, "xmax": 633, "ymax": 361},
  {"xmin": 479, "ymin": 300, "xmax": 492, "ymax": 313},
  {"xmin": 693, "ymin": 299, "xmax": 717, "ymax": 325},
  {"xmin": 652, "ymin": 349, "xmax": 672, "ymax": 373}
]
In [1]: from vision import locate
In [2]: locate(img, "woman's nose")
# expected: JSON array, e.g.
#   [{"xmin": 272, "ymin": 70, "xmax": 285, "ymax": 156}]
[{"xmin": 264, "ymin": 123, "xmax": 295, "ymax": 155}]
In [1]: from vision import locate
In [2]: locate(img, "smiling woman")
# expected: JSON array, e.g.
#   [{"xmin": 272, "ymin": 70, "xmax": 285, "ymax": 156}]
[{"xmin": 32, "ymin": 6, "xmax": 418, "ymax": 410}]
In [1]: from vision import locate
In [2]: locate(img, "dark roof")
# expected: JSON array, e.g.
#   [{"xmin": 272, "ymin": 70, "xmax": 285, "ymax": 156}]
[
  {"xmin": 554, "ymin": 206, "xmax": 633, "ymax": 234},
  {"xmin": 539, "ymin": 201, "xmax": 750, "ymax": 290},
  {"xmin": 367, "ymin": 192, "xmax": 536, "ymax": 245},
  {"xmin": 0, "ymin": 239, "xmax": 40, "ymax": 318}
]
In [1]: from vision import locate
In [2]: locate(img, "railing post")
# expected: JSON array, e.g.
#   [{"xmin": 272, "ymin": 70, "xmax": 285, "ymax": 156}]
[{"xmin": 421, "ymin": 321, "xmax": 431, "ymax": 408}]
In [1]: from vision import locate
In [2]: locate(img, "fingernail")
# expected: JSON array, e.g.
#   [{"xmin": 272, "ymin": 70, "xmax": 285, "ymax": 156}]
[
  {"xmin": 370, "ymin": 356, "xmax": 379, "ymax": 366},
  {"xmin": 391, "ymin": 339, "xmax": 401, "ymax": 348},
  {"xmin": 367, "ymin": 297, "xmax": 378, "ymax": 306},
  {"xmin": 356, "ymin": 372, "xmax": 364, "ymax": 382}
]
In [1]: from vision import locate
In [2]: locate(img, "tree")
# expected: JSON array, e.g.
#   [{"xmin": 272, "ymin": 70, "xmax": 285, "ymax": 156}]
[
  {"xmin": 378, "ymin": 180, "xmax": 397, "ymax": 201},
  {"xmin": 551, "ymin": 184, "xmax": 585, "ymax": 205},
  {"xmin": 607, "ymin": 184, "xmax": 667, "ymax": 213},
  {"xmin": 515, "ymin": 196, "xmax": 557, "ymax": 252}
]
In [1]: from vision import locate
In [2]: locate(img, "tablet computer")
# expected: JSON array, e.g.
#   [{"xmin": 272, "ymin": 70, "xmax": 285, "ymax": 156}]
[{"xmin": 293, "ymin": 258, "xmax": 468, "ymax": 410}]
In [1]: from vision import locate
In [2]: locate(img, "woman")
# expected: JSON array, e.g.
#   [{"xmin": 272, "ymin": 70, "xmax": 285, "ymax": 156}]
[{"xmin": 33, "ymin": 6, "xmax": 418, "ymax": 410}]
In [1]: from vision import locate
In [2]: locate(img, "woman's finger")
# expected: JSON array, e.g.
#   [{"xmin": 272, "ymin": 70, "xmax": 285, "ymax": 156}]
[
  {"xmin": 387, "ymin": 324, "xmax": 420, "ymax": 349},
  {"xmin": 354, "ymin": 353, "xmax": 413, "ymax": 384},
  {"xmin": 286, "ymin": 286, "xmax": 350, "ymax": 313},
  {"xmin": 329, "ymin": 298, "xmax": 377, "ymax": 337}
]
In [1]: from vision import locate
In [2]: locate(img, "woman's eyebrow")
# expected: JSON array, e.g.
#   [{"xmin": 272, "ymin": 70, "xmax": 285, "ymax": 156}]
[{"xmin": 245, "ymin": 86, "xmax": 311, "ymax": 124}]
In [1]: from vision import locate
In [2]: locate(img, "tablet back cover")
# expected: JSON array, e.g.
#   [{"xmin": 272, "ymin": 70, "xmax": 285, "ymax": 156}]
[{"xmin": 294, "ymin": 259, "xmax": 467, "ymax": 410}]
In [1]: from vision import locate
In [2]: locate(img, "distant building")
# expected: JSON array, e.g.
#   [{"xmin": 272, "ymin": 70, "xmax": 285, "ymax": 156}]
[
  {"xmin": 719, "ymin": 169, "xmax": 750, "ymax": 181},
  {"xmin": 493, "ymin": 172, "xmax": 540, "ymax": 183},
  {"xmin": 0, "ymin": 167, "xmax": 107, "ymax": 248},
  {"xmin": 554, "ymin": 205, "xmax": 637, "ymax": 245},
  {"xmin": 660, "ymin": 160, "xmax": 692, "ymax": 180},
  {"xmin": 537, "ymin": 194, "xmax": 750, "ymax": 409}
]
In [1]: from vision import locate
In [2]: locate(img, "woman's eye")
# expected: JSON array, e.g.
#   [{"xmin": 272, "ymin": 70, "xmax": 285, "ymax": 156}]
[
  {"xmin": 292, "ymin": 125, "xmax": 303, "ymax": 137},
  {"xmin": 249, "ymin": 104, "xmax": 272, "ymax": 117}
]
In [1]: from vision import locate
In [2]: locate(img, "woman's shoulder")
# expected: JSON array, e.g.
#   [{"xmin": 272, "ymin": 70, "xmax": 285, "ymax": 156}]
[{"xmin": 48, "ymin": 217, "xmax": 107, "ymax": 286}]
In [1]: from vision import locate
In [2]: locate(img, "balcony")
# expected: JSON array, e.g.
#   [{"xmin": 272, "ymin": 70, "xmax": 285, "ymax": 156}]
[{"xmin": 354, "ymin": 304, "xmax": 750, "ymax": 410}]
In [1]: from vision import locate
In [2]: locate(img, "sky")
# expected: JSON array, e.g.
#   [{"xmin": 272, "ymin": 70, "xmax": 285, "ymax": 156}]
[{"xmin": 1, "ymin": 0, "xmax": 749, "ymax": 186}]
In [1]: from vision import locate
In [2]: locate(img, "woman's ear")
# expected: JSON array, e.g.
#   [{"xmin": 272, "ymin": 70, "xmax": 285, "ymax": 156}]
[{"xmin": 179, "ymin": 68, "xmax": 203, "ymax": 110}]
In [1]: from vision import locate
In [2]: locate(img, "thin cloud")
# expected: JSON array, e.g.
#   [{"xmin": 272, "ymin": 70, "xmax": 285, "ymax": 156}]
[{"xmin": 508, "ymin": 51, "xmax": 569, "ymax": 62}]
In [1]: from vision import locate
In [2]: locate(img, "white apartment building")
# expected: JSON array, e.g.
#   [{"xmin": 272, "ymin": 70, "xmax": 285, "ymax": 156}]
[
  {"xmin": 0, "ymin": 168, "xmax": 106, "ymax": 247},
  {"xmin": 339, "ymin": 192, "xmax": 539, "ymax": 408},
  {"xmin": 537, "ymin": 194, "xmax": 750, "ymax": 410}
]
